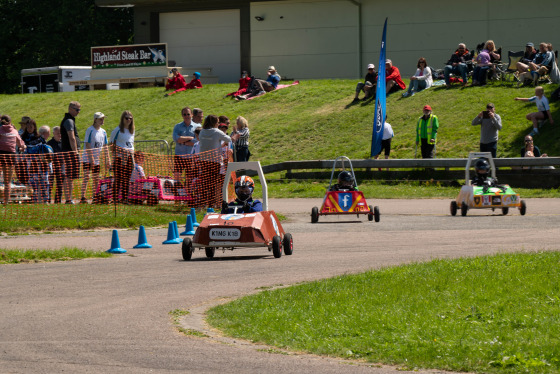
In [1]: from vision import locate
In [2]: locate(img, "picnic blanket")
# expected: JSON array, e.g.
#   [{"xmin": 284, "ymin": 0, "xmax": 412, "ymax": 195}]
[{"xmin": 244, "ymin": 80, "xmax": 300, "ymax": 100}]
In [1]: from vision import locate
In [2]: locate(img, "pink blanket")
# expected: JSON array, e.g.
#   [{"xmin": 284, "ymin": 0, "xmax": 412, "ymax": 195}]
[{"xmin": 244, "ymin": 80, "xmax": 299, "ymax": 100}]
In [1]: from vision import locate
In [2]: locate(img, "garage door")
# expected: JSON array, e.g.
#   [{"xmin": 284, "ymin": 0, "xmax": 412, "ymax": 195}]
[{"xmin": 160, "ymin": 9, "xmax": 240, "ymax": 83}]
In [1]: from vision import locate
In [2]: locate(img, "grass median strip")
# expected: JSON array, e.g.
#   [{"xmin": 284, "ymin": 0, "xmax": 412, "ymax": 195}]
[
  {"xmin": 208, "ymin": 251, "xmax": 560, "ymax": 373},
  {"xmin": 0, "ymin": 247, "xmax": 112, "ymax": 264}
]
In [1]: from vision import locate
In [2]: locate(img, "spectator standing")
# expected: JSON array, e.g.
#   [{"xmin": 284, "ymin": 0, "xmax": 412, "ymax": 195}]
[
  {"xmin": 352, "ymin": 63, "xmax": 377, "ymax": 103},
  {"xmin": 47, "ymin": 126, "xmax": 64, "ymax": 204},
  {"xmin": 23, "ymin": 119, "xmax": 43, "ymax": 146},
  {"xmin": 18, "ymin": 116, "xmax": 30, "ymax": 136},
  {"xmin": 110, "ymin": 110, "xmax": 135, "ymax": 204},
  {"xmin": 60, "ymin": 101, "xmax": 81, "ymax": 204},
  {"xmin": 192, "ymin": 108, "xmax": 204, "ymax": 127},
  {"xmin": 472, "ymin": 103, "xmax": 502, "ymax": 158},
  {"xmin": 0, "ymin": 115, "xmax": 26, "ymax": 205},
  {"xmin": 385, "ymin": 59, "xmax": 406, "ymax": 94},
  {"xmin": 416, "ymin": 105, "xmax": 439, "ymax": 159},
  {"xmin": 231, "ymin": 116, "xmax": 250, "ymax": 162},
  {"xmin": 514, "ymin": 86, "xmax": 554, "ymax": 136},
  {"xmin": 444, "ymin": 43, "xmax": 471, "ymax": 87},
  {"xmin": 37, "ymin": 126, "xmax": 52, "ymax": 204},
  {"xmin": 80, "ymin": 112, "xmax": 110, "ymax": 203},
  {"xmin": 199, "ymin": 115, "xmax": 231, "ymax": 208},
  {"xmin": 172, "ymin": 107, "xmax": 201, "ymax": 189},
  {"xmin": 373, "ymin": 121, "xmax": 394, "ymax": 168},
  {"xmin": 403, "ymin": 57, "xmax": 432, "ymax": 97}
]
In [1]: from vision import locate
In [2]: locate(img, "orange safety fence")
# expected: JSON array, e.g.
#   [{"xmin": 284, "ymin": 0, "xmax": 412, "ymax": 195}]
[{"xmin": 0, "ymin": 145, "xmax": 236, "ymax": 220}]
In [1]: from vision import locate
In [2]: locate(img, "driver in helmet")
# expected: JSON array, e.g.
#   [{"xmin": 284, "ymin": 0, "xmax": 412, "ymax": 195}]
[
  {"xmin": 330, "ymin": 170, "xmax": 357, "ymax": 191},
  {"xmin": 471, "ymin": 158, "xmax": 499, "ymax": 191},
  {"xmin": 221, "ymin": 175, "xmax": 263, "ymax": 214}
]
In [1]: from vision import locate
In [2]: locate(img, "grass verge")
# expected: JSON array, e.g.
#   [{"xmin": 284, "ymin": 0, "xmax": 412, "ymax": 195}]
[
  {"xmin": 208, "ymin": 251, "xmax": 560, "ymax": 373},
  {"xmin": 0, "ymin": 247, "xmax": 112, "ymax": 264}
]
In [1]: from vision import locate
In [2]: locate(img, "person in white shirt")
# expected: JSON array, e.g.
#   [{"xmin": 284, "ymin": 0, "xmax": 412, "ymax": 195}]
[
  {"xmin": 109, "ymin": 111, "xmax": 135, "ymax": 204},
  {"xmin": 403, "ymin": 57, "xmax": 433, "ymax": 97},
  {"xmin": 80, "ymin": 112, "xmax": 110, "ymax": 203},
  {"xmin": 514, "ymin": 86, "xmax": 554, "ymax": 136},
  {"xmin": 373, "ymin": 120, "xmax": 395, "ymax": 170}
]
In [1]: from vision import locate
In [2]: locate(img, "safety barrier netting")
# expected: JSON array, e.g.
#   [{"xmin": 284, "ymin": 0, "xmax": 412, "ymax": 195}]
[{"xmin": 0, "ymin": 145, "xmax": 236, "ymax": 221}]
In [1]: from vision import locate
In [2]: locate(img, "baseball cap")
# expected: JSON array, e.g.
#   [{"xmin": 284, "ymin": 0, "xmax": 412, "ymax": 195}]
[
  {"xmin": 367, "ymin": 63, "xmax": 375, "ymax": 69},
  {"xmin": 385, "ymin": 59, "xmax": 392, "ymax": 64},
  {"xmin": 526, "ymin": 42, "xmax": 534, "ymax": 47},
  {"xmin": 93, "ymin": 112, "xmax": 105, "ymax": 120},
  {"xmin": 423, "ymin": 105, "xmax": 432, "ymax": 111},
  {"xmin": 19, "ymin": 116, "xmax": 30, "ymax": 124}
]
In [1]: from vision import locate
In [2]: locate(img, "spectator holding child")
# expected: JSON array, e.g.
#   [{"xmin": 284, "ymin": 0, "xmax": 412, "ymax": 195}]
[
  {"xmin": 403, "ymin": 57, "xmax": 432, "ymax": 97},
  {"xmin": 520, "ymin": 135, "xmax": 547, "ymax": 158},
  {"xmin": 514, "ymin": 86, "xmax": 554, "ymax": 136}
]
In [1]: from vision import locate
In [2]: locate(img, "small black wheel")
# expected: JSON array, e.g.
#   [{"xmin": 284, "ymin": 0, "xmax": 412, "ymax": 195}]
[
  {"xmin": 368, "ymin": 205, "xmax": 374, "ymax": 221},
  {"xmin": 450, "ymin": 201, "xmax": 458, "ymax": 216},
  {"xmin": 519, "ymin": 200, "xmax": 527, "ymax": 216},
  {"xmin": 373, "ymin": 206, "xmax": 380, "ymax": 222},
  {"xmin": 311, "ymin": 207, "xmax": 319, "ymax": 223},
  {"xmin": 460, "ymin": 202, "xmax": 468, "ymax": 216},
  {"xmin": 283, "ymin": 233, "xmax": 293, "ymax": 255},
  {"xmin": 182, "ymin": 238, "xmax": 193, "ymax": 261},
  {"xmin": 502, "ymin": 207, "xmax": 509, "ymax": 215},
  {"xmin": 272, "ymin": 235, "xmax": 282, "ymax": 258},
  {"xmin": 205, "ymin": 247, "xmax": 215, "ymax": 258}
]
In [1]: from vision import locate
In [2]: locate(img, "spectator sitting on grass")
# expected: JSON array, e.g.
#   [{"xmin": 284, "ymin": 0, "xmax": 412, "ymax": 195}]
[
  {"xmin": 385, "ymin": 59, "xmax": 406, "ymax": 94},
  {"xmin": 236, "ymin": 66, "xmax": 280, "ymax": 100},
  {"xmin": 403, "ymin": 57, "xmax": 432, "ymax": 97},
  {"xmin": 352, "ymin": 63, "xmax": 377, "ymax": 103},
  {"xmin": 514, "ymin": 86, "xmax": 554, "ymax": 136},
  {"xmin": 225, "ymin": 71, "xmax": 252, "ymax": 98}
]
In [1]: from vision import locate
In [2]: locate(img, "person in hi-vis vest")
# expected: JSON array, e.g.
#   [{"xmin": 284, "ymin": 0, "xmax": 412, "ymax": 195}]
[{"xmin": 416, "ymin": 105, "xmax": 439, "ymax": 159}]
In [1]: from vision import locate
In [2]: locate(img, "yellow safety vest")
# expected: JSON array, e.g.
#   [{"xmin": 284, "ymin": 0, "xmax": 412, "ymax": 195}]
[{"xmin": 417, "ymin": 114, "xmax": 437, "ymax": 144}]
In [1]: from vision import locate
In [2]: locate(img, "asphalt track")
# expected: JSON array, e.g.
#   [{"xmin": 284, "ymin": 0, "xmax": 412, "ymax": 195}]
[{"xmin": 1, "ymin": 198, "xmax": 559, "ymax": 374}]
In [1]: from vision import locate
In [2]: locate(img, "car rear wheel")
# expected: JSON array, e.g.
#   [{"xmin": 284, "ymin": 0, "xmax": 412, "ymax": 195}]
[
  {"xmin": 519, "ymin": 200, "xmax": 527, "ymax": 216},
  {"xmin": 182, "ymin": 238, "xmax": 193, "ymax": 261},
  {"xmin": 205, "ymin": 247, "xmax": 215, "ymax": 258},
  {"xmin": 374, "ymin": 206, "xmax": 380, "ymax": 222},
  {"xmin": 450, "ymin": 201, "xmax": 458, "ymax": 216},
  {"xmin": 272, "ymin": 235, "xmax": 282, "ymax": 258},
  {"xmin": 460, "ymin": 202, "xmax": 468, "ymax": 216},
  {"xmin": 368, "ymin": 205, "xmax": 374, "ymax": 221},
  {"xmin": 502, "ymin": 207, "xmax": 509, "ymax": 215},
  {"xmin": 311, "ymin": 207, "xmax": 319, "ymax": 223},
  {"xmin": 283, "ymin": 233, "xmax": 293, "ymax": 255}
]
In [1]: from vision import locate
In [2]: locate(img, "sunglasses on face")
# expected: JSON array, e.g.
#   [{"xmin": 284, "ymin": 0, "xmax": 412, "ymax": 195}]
[
  {"xmin": 72, "ymin": 107, "xmax": 81, "ymax": 112},
  {"xmin": 182, "ymin": 113, "xmax": 191, "ymax": 116},
  {"xmin": 125, "ymin": 116, "xmax": 133, "ymax": 120}
]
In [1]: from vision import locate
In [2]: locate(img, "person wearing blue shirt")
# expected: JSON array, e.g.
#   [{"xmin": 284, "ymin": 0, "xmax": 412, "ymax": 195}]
[
  {"xmin": 221, "ymin": 175, "xmax": 263, "ymax": 214},
  {"xmin": 172, "ymin": 106, "xmax": 201, "ymax": 190}
]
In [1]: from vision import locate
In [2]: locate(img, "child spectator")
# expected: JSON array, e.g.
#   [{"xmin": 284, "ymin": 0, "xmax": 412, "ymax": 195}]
[
  {"xmin": 164, "ymin": 71, "xmax": 202, "ymax": 97},
  {"xmin": 191, "ymin": 127, "xmax": 201, "ymax": 154},
  {"xmin": 80, "ymin": 112, "xmax": 110, "ymax": 204},
  {"xmin": 231, "ymin": 116, "xmax": 250, "ymax": 162},
  {"xmin": 514, "ymin": 86, "xmax": 554, "ymax": 136},
  {"xmin": 27, "ymin": 143, "xmax": 53, "ymax": 204},
  {"xmin": 128, "ymin": 151, "xmax": 146, "ymax": 198}
]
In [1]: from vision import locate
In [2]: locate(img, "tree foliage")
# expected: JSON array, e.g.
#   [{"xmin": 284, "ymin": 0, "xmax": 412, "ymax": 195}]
[{"xmin": 0, "ymin": 0, "xmax": 133, "ymax": 93}]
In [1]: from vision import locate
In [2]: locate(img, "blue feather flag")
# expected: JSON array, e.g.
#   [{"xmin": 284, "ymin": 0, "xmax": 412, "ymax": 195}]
[{"xmin": 370, "ymin": 18, "xmax": 388, "ymax": 158}]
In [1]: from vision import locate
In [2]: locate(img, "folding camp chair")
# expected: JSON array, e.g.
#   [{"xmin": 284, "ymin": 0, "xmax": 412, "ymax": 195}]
[{"xmin": 496, "ymin": 50, "xmax": 524, "ymax": 85}]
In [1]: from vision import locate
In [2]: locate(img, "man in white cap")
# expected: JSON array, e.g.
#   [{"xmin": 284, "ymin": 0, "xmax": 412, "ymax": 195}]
[
  {"xmin": 80, "ymin": 111, "xmax": 110, "ymax": 203},
  {"xmin": 237, "ymin": 66, "xmax": 281, "ymax": 100},
  {"xmin": 352, "ymin": 63, "xmax": 377, "ymax": 103}
]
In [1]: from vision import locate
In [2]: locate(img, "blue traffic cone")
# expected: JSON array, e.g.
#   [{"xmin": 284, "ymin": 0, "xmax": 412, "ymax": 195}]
[
  {"xmin": 180, "ymin": 214, "xmax": 196, "ymax": 236},
  {"xmin": 207, "ymin": 207, "xmax": 214, "ymax": 213},
  {"xmin": 107, "ymin": 229, "xmax": 127, "ymax": 253},
  {"xmin": 190, "ymin": 208, "xmax": 199, "ymax": 227},
  {"xmin": 163, "ymin": 221, "xmax": 181, "ymax": 244},
  {"xmin": 134, "ymin": 225, "xmax": 152, "ymax": 248}
]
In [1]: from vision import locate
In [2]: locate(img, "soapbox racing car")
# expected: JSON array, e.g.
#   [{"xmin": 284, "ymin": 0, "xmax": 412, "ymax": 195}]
[
  {"xmin": 95, "ymin": 176, "xmax": 191, "ymax": 205},
  {"xmin": 311, "ymin": 156, "xmax": 380, "ymax": 223},
  {"xmin": 181, "ymin": 161, "xmax": 293, "ymax": 260},
  {"xmin": 450, "ymin": 152, "xmax": 527, "ymax": 216}
]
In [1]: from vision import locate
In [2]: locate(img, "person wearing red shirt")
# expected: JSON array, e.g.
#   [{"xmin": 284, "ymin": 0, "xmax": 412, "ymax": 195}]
[
  {"xmin": 385, "ymin": 59, "xmax": 406, "ymax": 94},
  {"xmin": 226, "ymin": 71, "xmax": 252, "ymax": 98},
  {"xmin": 165, "ymin": 68, "xmax": 187, "ymax": 91}
]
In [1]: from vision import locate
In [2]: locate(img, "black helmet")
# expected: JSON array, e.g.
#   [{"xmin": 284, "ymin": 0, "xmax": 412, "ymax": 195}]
[
  {"xmin": 337, "ymin": 171, "xmax": 354, "ymax": 187},
  {"xmin": 475, "ymin": 158, "xmax": 490, "ymax": 177}
]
